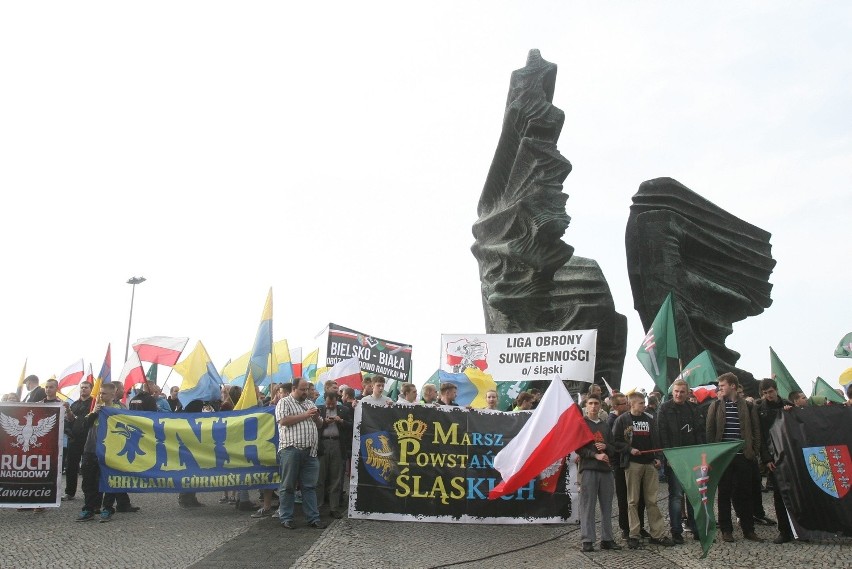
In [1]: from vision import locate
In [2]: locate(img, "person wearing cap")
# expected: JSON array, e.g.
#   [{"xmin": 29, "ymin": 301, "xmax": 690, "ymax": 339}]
[{"xmin": 22, "ymin": 375, "xmax": 45, "ymax": 403}]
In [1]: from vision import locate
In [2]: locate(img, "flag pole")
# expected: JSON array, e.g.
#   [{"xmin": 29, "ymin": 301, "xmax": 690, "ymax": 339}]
[{"xmin": 161, "ymin": 367, "xmax": 176, "ymax": 390}]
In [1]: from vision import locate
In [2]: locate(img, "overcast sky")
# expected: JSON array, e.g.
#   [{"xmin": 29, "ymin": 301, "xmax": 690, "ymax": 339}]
[{"xmin": 2, "ymin": 2, "xmax": 850, "ymax": 397}]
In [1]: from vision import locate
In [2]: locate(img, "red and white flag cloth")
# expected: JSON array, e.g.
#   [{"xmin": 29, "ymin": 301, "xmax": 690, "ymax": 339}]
[
  {"xmin": 57, "ymin": 359, "xmax": 85, "ymax": 390},
  {"xmin": 326, "ymin": 356, "xmax": 363, "ymax": 390},
  {"xmin": 119, "ymin": 350, "xmax": 147, "ymax": 401},
  {"xmin": 132, "ymin": 336, "xmax": 189, "ymax": 366},
  {"xmin": 489, "ymin": 375, "xmax": 593, "ymax": 499}
]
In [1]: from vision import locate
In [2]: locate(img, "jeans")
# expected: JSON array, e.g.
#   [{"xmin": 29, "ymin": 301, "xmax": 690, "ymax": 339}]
[
  {"xmin": 278, "ymin": 446, "xmax": 320, "ymax": 523},
  {"xmin": 665, "ymin": 464, "xmax": 696, "ymax": 535}
]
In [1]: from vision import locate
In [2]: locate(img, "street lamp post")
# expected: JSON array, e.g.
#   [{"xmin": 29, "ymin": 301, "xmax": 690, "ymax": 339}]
[{"xmin": 124, "ymin": 276, "xmax": 147, "ymax": 361}]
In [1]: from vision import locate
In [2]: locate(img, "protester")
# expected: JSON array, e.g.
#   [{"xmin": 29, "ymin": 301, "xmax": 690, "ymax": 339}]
[
  {"xmin": 128, "ymin": 382, "xmax": 158, "ymax": 411},
  {"xmin": 360, "ymin": 376, "xmax": 393, "ymax": 407},
  {"xmin": 420, "ymin": 384, "xmax": 438, "ymax": 405},
  {"xmin": 577, "ymin": 395, "xmax": 621, "ymax": 552},
  {"xmin": 706, "ymin": 372, "xmax": 763, "ymax": 543},
  {"xmin": 788, "ymin": 390, "xmax": 808, "ymax": 408},
  {"xmin": 612, "ymin": 391, "xmax": 673, "ymax": 548},
  {"xmin": 656, "ymin": 379, "xmax": 703, "ymax": 543},
  {"xmin": 513, "ymin": 392, "xmax": 534, "ymax": 411},
  {"xmin": 22, "ymin": 375, "xmax": 45, "ymax": 403},
  {"xmin": 167, "ymin": 385, "xmax": 183, "ymax": 411},
  {"xmin": 177, "ymin": 399, "xmax": 207, "ymax": 508},
  {"xmin": 1, "ymin": 393, "xmax": 20, "ymax": 402},
  {"xmin": 317, "ymin": 391, "xmax": 353, "ymax": 519},
  {"xmin": 485, "ymin": 389, "xmax": 499, "ymax": 411},
  {"xmin": 608, "ymin": 392, "xmax": 646, "ymax": 539},
  {"xmin": 75, "ymin": 383, "xmax": 135, "ymax": 522},
  {"xmin": 358, "ymin": 377, "xmax": 372, "ymax": 400},
  {"xmin": 275, "ymin": 378, "xmax": 325, "ymax": 529},
  {"xmin": 432, "ymin": 382, "xmax": 456, "ymax": 406},
  {"xmin": 340, "ymin": 387, "xmax": 356, "ymax": 410},
  {"xmin": 148, "ymin": 382, "xmax": 172, "ymax": 412},
  {"xmin": 756, "ymin": 378, "xmax": 794, "ymax": 543},
  {"xmin": 397, "ymin": 383, "xmax": 418, "ymax": 405},
  {"xmin": 63, "ymin": 381, "xmax": 93, "ymax": 501}
]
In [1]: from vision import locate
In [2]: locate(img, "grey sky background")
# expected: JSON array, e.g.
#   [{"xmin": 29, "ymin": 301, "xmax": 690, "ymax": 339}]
[{"xmin": 2, "ymin": 2, "xmax": 850, "ymax": 396}]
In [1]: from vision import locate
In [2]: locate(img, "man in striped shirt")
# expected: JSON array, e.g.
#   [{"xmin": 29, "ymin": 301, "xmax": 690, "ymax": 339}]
[
  {"xmin": 706, "ymin": 372, "xmax": 762, "ymax": 543},
  {"xmin": 276, "ymin": 378, "xmax": 326, "ymax": 530}
]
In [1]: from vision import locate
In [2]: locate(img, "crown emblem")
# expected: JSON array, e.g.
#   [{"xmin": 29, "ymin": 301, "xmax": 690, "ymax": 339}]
[{"xmin": 393, "ymin": 413, "xmax": 428, "ymax": 441}]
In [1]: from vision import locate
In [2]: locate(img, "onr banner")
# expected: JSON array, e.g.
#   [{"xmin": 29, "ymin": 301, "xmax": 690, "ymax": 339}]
[
  {"xmin": 349, "ymin": 403, "xmax": 578, "ymax": 524},
  {"xmin": 326, "ymin": 323, "xmax": 412, "ymax": 381},
  {"xmin": 0, "ymin": 403, "xmax": 64, "ymax": 508},
  {"xmin": 440, "ymin": 330, "xmax": 597, "ymax": 382},
  {"xmin": 97, "ymin": 407, "xmax": 280, "ymax": 493}
]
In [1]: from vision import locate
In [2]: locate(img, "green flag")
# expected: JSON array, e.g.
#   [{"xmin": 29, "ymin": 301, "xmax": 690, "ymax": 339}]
[
  {"xmin": 769, "ymin": 347, "xmax": 804, "ymax": 400},
  {"xmin": 637, "ymin": 292, "xmax": 679, "ymax": 394},
  {"xmin": 670, "ymin": 350, "xmax": 718, "ymax": 392},
  {"xmin": 835, "ymin": 332, "xmax": 852, "ymax": 358},
  {"xmin": 496, "ymin": 380, "xmax": 528, "ymax": 411},
  {"xmin": 663, "ymin": 440, "xmax": 744, "ymax": 558},
  {"xmin": 146, "ymin": 363, "xmax": 158, "ymax": 384},
  {"xmin": 811, "ymin": 376, "xmax": 846, "ymax": 404},
  {"xmin": 385, "ymin": 378, "xmax": 401, "ymax": 401}
]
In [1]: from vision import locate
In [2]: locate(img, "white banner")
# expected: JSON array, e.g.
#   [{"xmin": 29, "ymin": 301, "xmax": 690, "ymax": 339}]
[{"xmin": 440, "ymin": 330, "xmax": 597, "ymax": 382}]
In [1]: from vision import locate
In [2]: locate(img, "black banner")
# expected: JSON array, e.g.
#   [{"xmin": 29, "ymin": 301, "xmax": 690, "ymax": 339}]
[
  {"xmin": 0, "ymin": 403, "xmax": 64, "ymax": 508},
  {"xmin": 326, "ymin": 323, "xmax": 412, "ymax": 382},
  {"xmin": 770, "ymin": 406, "xmax": 852, "ymax": 535},
  {"xmin": 349, "ymin": 404, "xmax": 577, "ymax": 523}
]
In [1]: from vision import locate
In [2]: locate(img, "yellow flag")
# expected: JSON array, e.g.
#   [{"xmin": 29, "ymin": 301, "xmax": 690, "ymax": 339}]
[
  {"xmin": 234, "ymin": 369, "xmax": 259, "ymax": 410},
  {"xmin": 840, "ymin": 367, "xmax": 852, "ymax": 386}
]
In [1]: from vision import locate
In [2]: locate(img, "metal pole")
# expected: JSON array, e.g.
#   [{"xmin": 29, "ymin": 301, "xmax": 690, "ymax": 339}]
[{"xmin": 124, "ymin": 277, "xmax": 146, "ymax": 362}]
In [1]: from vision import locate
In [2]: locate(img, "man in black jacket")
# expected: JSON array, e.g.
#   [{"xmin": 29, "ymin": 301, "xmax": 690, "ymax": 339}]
[
  {"xmin": 756, "ymin": 378, "xmax": 794, "ymax": 543},
  {"xmin": 63, "ymin": 381, "xmax": 93, "ymax": 500},
  {"xmin": 317, "ymin": 391, "xmax": 353, "ymax": 519},
  {"xmin": 613, "ymin": 392, "xmax": 674, "ymax": 549},
  {"xmin": 656, "ymin": 379, "xmax": 704, "ymax": 543},
  {"xmin": 22, "ymin": 375, "xmax": 45, "ymax": 402}
]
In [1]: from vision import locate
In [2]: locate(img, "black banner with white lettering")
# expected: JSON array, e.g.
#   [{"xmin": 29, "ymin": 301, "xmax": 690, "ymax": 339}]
[
  {"xmin": 326, "ymin": 323, "xmax": 412, "ymax": 382},
  {"xmin": 0, "ymin": 403, "xmax": 63, "ymax": 507},
  {"xmin": 349, "ymin": 404, "xmax": 578, "ymax": 524},
  {"xmin": 770, "ymin": 406, "xmax": 852, "ymax": 535}
]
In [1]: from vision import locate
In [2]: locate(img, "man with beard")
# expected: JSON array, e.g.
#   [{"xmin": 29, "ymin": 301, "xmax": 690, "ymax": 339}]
[{"xmin": 276, "ymin": 378, "xmax": 325, "ymax": 529}]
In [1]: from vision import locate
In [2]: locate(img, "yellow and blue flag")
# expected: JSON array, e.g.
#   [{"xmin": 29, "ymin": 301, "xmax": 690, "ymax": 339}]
[
  {"xmin": 431, "ymin": 368, "xmax": 497, "ymax": 408},
  {"xmin": 303, "ymin": 349, "xmax": 319, "ymax": 382},
  {"xmin": 269, "ymin": 339, "xmax": 294, "ymax": 384},
  {"xmin": 249, "ymin": 288, "xmax": 273, "ymax": 386},
  {"xmin": 173, "ymin": 341, "xmax": 224, "ymax": 407}
]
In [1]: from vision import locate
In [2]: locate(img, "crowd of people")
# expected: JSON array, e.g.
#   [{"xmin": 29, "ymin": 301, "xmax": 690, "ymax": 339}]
[
  {"xmin": 576, "ymin": 375, "xmax": 852, "ymax": 553},
  {"xmin": 6, "ymin": 372, "xmax": 851, "ymax": 540}
]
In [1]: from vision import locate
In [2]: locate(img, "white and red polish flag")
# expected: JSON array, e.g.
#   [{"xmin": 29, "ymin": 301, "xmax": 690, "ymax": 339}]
[
  {"xmin": 327, "ymin": 356, "xmax": 363, "ymax": 390},
  {"xmin": 57, "ymin": 359, "xmax": 85, "ymax": 390},
  {"xmin": 489, "ymin": 375, "xmax": 593, "ymax": 500},
  {"xmin": 132, "ymin": 336, "xmax": 189, "ymax": 366},
  {"xmin": 119, "ymin": 350, "xmax": 146, "ymax": 401}
]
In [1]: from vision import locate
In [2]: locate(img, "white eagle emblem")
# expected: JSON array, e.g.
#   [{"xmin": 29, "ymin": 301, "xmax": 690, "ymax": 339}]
[{"xmin": 1, "ymin": 410, "xmax": 58, "ymax": 452}]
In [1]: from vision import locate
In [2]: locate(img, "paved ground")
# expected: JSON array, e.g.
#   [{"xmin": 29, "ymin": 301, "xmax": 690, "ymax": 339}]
[{"xmin": 2, "ymin": 476, "xmax": 849, "ymax": 568}]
